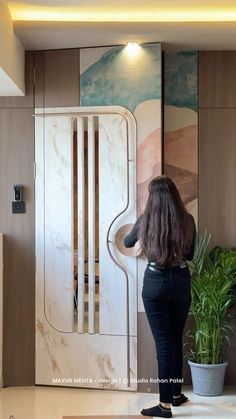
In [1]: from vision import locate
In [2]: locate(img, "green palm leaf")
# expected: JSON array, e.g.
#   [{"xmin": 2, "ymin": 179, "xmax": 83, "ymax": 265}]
[{"xmin": 187, "ymin": 233, "xmax": 236, "ymax": 364}]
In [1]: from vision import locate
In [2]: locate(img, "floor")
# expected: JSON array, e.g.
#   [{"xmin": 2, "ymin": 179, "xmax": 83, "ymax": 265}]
[{"xmin": 0, "ymin": 385, "xmax": 236, "ymax": 419}]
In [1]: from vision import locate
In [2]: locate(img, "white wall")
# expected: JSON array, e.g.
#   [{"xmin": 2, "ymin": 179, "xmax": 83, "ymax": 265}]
[
  {"xmin": 0, "ymin": 234, "xmax": 3, "ymax": 387},
  {"xmin": 0, "ymin": 0, "xmax": 25, "ymax": 95}
]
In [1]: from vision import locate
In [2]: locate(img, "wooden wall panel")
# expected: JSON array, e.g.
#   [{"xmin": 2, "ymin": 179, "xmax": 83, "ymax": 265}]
[
  {"xmin": 0, "ymin": 52, "xmax": 34, "ymax": 108},
  {"xmin": 34, "ymin": 51, "xmax": 44, "ymax": 108},
  {"xmin": 199, "ymin": 109, "xmax": 236, "ymax": 247},
  {"xmin": 199, "ymin": 51, "xmax": 236, "ymax": 108},
  {"xmin": 0, "ymin": 47, "xmax": 81, "ymax": 386},
  {"xmin": 224, "ymin": 305, "xmax": 236, "ymax": 384},
  {"xmin": 0, "ymin": 108, "xmax": 35, "ymax": 386},
  {"xmin": 0, "ymin": 234, "xmax": 3, "ymax": 387},
  {"xmin": 199, "ymin": 52, "xmax": 236, "ymax": 385},
  {"xmin": 43, "ymin": 49, "xmax": 80, "ymax": 107}
]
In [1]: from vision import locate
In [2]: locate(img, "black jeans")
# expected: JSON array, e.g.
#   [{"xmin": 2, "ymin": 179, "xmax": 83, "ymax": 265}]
[{"xmin": 141, "ymin": 263, "xmax": 191, "ymax": 403}]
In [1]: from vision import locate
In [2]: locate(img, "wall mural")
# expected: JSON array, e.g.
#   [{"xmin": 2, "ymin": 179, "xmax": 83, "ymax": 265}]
[
  {"xmin": 80, "ymin": 43, "xmax": 161, "ymax": 312},
  {"xmin": 80, "ymin": 46, "xmax": 198, "ymax": 315},
  {"xmin": 164, "ymin": 51, "xmax": 198, "ymax": 222},
  {"xmin": 80, "ymin": 43, "xmax": 162, "ymax": 313},
  {"xmin": 80, "ymin": 43, "xmax": 162, "ymax": 215}
]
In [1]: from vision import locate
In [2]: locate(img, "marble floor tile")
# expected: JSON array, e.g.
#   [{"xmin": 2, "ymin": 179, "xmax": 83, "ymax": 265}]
[{"xmin": 0, "ymin": 385, "xmax": 235, "ymax": 419}]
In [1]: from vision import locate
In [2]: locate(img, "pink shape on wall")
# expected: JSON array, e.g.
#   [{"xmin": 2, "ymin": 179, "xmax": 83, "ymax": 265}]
[
  {"xmin": 165, "ymin": 125, "xmax": 197, "ymax": 174},
  {"xmin": 137, "ymin": 128, "xmax": 161, "ymax": 214}
]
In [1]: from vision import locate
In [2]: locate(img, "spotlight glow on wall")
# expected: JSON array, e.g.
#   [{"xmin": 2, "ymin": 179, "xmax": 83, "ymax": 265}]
[{"xmin": 125, "ymin": 42, "xmax": 141, "ymax": 56}]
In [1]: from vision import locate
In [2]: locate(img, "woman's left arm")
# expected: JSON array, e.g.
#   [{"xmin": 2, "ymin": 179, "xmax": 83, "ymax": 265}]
[{"xmin": 123, "ymin": 215, "xmax": 143, "ymax": 248}]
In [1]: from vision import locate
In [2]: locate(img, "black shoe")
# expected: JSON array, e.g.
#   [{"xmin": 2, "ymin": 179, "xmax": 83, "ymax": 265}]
[
  {"xmin": 172, "ymin": 393, "xmax": 189, "ymax": 406},
  {"xmin": 141, "ymin": 403, "xmax": 172, "ymax": 418}
]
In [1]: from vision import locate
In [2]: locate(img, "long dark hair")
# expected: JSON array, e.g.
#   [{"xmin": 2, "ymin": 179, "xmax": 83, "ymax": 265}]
[{"xmin": 139, "ymin": 176, "xmax": 193, "ymax": 266}]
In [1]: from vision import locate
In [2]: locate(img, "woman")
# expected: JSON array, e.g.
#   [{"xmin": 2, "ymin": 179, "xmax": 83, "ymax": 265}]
[{"xmin": 124, "ymin": 176, "xmax": 196, "ymax": 419}]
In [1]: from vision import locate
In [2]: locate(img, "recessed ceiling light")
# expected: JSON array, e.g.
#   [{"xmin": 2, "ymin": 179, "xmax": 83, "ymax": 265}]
[{"xmin": 126, "ymin": 42, "xmax": 141, "ymax": 55}]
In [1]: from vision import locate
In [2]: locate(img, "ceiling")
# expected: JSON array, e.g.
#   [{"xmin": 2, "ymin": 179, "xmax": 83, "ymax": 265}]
[{"xmin": 6, "ymin": 1, "xmax": 236, "ymax": 51}]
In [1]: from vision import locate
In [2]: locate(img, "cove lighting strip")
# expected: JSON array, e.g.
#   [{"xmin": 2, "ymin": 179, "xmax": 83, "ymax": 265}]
[{"xmin": 9, "ymin": 7, "xmax": 236, "ymax": 22}]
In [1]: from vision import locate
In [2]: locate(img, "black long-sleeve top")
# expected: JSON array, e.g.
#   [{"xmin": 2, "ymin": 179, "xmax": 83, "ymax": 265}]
[{"xmin": 123, "ymin": 214, "xmax": 196, "ymax": 263}]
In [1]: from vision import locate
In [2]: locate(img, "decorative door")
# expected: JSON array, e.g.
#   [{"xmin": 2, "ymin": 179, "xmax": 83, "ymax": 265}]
[{"xmin": 35, "ymin": 106, "xmax": 137, "ymax": 390}]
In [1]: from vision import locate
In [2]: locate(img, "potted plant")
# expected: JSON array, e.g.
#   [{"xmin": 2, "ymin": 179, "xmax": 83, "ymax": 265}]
[{"xmin": 186, "ymin": 233, "xmax": 236, "ymax": 396}]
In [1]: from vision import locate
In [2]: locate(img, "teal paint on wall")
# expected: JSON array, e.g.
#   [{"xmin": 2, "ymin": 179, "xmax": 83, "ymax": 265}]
[
  {"xmin": 164, "ymin": 51, "xmax": 198, "ymax": 111},
  {"xmin": 80, "ymin": 43, "xmax": 161, "ymax": 112}
]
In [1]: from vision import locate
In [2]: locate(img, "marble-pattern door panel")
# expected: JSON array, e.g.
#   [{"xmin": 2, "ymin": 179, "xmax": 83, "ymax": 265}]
[
  {"xmin": 44, "ymin": 116, "xmax": 74, "ymax": 332},
  {"xmin": 99, "ymin": 114, "xmax": 137, "ymax": 337},
  {"xmin": 35, "ymin": 106, "xmax": 137, "ymax": 390}
]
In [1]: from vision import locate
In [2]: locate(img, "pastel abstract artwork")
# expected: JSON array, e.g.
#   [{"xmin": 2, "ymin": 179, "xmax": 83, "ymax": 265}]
[
  {"xmin": 164, "ymin": 51, "xmax": 197, "ymax": 111},
  {"xmin": 80, "ymin": 44, "xmax": 161, "ymax": 113},
  {"xmin": 164, "ymin": 51, "xmax": 198, "ymax": 222},
  {"xmin": 80, "ymin": 44, "xmax": 162, "ymax": 313},
  {"xmin": 80, "ymin": 44, "xmax": 162, "ymax": 214},
  {"xmin": 134, "ymin": 98, "xmax": 162, "ymax": 213},
  {"xmin": 137, "ymin": 127, "xmax": 161, "ymax": 214}
]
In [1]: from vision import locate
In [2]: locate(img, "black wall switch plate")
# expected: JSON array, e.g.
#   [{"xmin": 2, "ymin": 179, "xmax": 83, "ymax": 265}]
[{"xmin": 12, "ymin": 201, "xmax": 25, "ymax": 214}]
